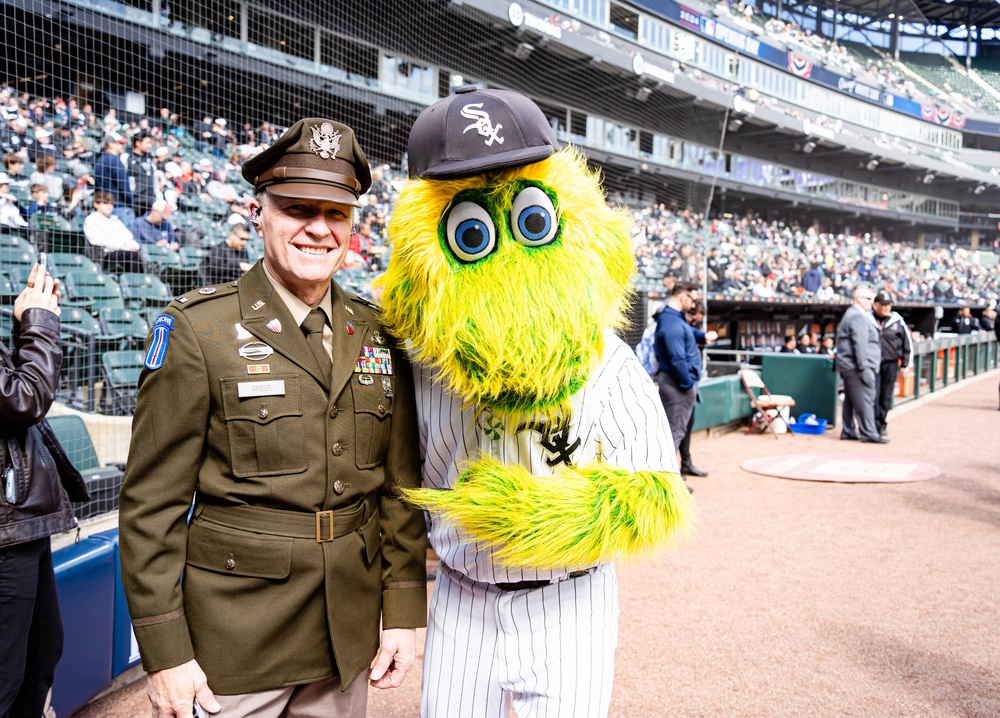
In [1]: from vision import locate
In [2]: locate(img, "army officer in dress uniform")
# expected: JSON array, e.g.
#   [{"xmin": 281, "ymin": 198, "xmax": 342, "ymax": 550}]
[{"xmin": 119, "ymin": 118, "xmax": 427, "ymax": 718}]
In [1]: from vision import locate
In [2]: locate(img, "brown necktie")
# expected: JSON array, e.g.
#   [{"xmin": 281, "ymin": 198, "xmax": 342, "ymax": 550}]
[{"xmin": 302, "ymin": 309, "xmax": 332, "ymax": 379}]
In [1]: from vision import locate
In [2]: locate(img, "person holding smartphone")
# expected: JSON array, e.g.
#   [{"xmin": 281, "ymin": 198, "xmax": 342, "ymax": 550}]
[{"xmin": 0, "ymin": 263, "xmax": 83, "ymax": 717}]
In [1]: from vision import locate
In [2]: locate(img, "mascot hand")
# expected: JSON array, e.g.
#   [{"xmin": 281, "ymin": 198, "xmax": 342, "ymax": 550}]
[{"xmin": 400, "ymin": 455, "xmax": 695, "ymax": 569}]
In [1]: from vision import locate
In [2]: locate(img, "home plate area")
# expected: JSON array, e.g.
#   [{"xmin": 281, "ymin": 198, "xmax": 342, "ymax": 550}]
[{"xmin": 741, "ymin": 454, "xmax": 940, "ymax": 483}]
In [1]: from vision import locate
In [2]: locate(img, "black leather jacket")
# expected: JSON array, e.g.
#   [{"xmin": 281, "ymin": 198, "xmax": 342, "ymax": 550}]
[{"xmin": 1, "ymin": 307, "xmax": 87, "ymax": 548}]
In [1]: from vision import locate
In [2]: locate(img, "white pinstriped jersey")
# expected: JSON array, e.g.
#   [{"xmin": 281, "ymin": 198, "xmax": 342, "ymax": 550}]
[{"xmin": 414, "ymin": 331, "xmax": 677, "ymax": 585}]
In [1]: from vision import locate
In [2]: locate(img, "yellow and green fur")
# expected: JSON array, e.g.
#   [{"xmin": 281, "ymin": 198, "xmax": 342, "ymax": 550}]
[{"xmin": 379, "ymin": 147, "xmax": 695, "ymax": 568}]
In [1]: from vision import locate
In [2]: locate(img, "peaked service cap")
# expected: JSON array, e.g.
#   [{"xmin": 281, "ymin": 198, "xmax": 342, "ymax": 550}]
[
  {"xmin": 407, "ymin": 86, "xmax": 559, "ymax": 179},
  {"xmin": 242, "ymin": 118, "xmax": 372, "ymax": 207}
]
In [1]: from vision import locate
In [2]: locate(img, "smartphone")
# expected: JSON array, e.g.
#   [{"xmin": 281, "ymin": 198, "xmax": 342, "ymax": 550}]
[
  {"xmin": 37, "ymin": 252, "xmax": 47, "ymax": 272},
  {"xmin": 193, "ymin": 700, "xmax": 210, "ymax": 718}
]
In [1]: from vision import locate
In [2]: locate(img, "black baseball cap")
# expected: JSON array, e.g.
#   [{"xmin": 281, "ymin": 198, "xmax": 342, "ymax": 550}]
[
  {"xmin": 873, "ymin": 290, "xmax": 893, "ymax": 305},
  {"xmin": 406, "ymin": 86, "xmax": 560, "ymax": 179}
]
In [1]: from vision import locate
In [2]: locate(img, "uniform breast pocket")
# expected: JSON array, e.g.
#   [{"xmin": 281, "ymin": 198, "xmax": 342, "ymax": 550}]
[
  {"xmin": 351, "ymin": 379, "xmax": 393, "ymax": 470},
  {"xmin": 221, "ymin": 375, "xmax": 307, "ymax": 478}
]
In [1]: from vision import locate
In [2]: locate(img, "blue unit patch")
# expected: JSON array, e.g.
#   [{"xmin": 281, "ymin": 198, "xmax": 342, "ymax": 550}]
[{"xmin": 144, "ymin": 314, "xmax": 175, "ymax": 370}]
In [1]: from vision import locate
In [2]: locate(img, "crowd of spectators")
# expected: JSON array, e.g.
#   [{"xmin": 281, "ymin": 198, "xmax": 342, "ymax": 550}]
[
  {"xmin": 1, "ymin": 85, "xmax": 995, "ymax": 311},
  {"xmin": 0, "ymin": 85, "xmax": 405, "ymax": 290},
  {"xmin": 713, "ymin": 0, "xmax": 1000, "ymax": 117},
  {"xmin": 630, "ymin": 204, "xmax": 999, "ymax": 306}
]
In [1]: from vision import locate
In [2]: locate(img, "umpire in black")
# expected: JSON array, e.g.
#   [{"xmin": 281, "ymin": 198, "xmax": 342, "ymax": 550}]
[{"xmin": 872, "ymin": 290, "xmax": 913, "ymax": 437}]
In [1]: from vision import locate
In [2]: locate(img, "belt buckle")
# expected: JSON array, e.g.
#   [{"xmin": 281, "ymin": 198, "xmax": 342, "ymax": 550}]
[{"xmin": 315, "ymin": 510, "xmax": 335, "ymax": 542}]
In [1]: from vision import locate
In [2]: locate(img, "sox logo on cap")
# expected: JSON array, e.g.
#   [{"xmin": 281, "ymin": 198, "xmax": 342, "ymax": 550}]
[{"xmin": 461, "ymin": 103, "xmax": 505, "ymax": 146}]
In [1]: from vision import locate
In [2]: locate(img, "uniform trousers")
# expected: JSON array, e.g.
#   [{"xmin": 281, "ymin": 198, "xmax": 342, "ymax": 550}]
[
  {"xmin": 421, "ymin": 563, "xmax": 618, "ymax": 718},
  {"xmin": 840, "ymin": 368, "xmax": 879, "ymax": 441},
  {"xmin": 875, "ymin": 360, "xmax": 900, "ymax": 435},
  {"xmin": 0, "ymin": 538, "xmax": 64, "ymax": 718},
  {"xmin": 212, "ymin": 673, "xmax": 367, "ymax": 718},
  {"xmin": 655, "ymin": 371, "xmax": 696, "ymax": 453},
  {"xmin": 678, "ymin": 405, "xmax": 696, "ymax": 467}
]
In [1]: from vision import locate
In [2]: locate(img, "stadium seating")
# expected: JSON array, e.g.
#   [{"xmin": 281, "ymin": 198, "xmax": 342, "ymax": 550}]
[
  {"xmin": 48, "ymin": 252, "xmax": 101, "ymax": 279},
  {"xmin": 138, "ymin": 244, "xmax": 184, "ymax": 274},
  {"xmin": 63, "ymin": 270, "xmax": 125, "ymax": 314},
  {"xmin": 101, "ymin": 349, "xmax": 146, "ymax": 415},
  {"xmin": 98, "ymin": 306, "xmax": 150, "ymax": 349},
  {"xmin": 0, "ymin": 241, "xmax": 38, "ymax": 269},
  {"xmin": 119, "ymin": 272, "xmax": 173, "ymax": 309},
  {"xmin": 46, "ymin": 414, "xmax": 125, "ymax": 520}
]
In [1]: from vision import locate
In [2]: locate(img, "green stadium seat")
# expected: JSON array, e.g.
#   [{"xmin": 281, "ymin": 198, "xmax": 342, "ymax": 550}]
[
  {"xmin": 98, "ymin": 306, "xmax": 150, "ymax": 349},
  {"xmin": 63, "ymin": 270, "xmax": 125, "ymax": 314},
  {"xmin": 0, "ymin": 271, "xmax": 21, "ymax": 304},
  {"xmin": 46, "ymin": 414, "xmax": 125, "ymax": 520},
  {"xmin": 101, "ymin": 349, "xmax": 146, "ymax": 415},
  {"xmin": 119, "ymin": 272, "xmax": 173, "ymax": 309},
  {"xmin": 48, "ymin": 252, "xmax": 100, "ymax": 279},
  {"xmin": 139, "ymin": 244, "xmax": 184, "ymax": 274},
  {"xmin": 0, "ymin": 242, "xmax": 39, "ymax": 268}
]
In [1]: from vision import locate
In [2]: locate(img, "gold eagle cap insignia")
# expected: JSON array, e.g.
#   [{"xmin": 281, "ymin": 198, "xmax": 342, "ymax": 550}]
[{"xmin": 308, "ymin": 122, "xmax": 342, "ymax": 160}]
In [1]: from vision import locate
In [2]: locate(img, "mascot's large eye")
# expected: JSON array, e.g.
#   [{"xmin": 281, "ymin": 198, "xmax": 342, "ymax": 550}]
[
  {"xmin": 511, "ymin": 186, "xmax": 559, "ymax": 247},
  {"xmin": 445, "ymin": 201, "xmax": 497, "ymax": 264}
]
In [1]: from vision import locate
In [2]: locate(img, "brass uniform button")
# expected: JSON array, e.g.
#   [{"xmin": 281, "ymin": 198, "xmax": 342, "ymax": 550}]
[
  {"xmin": 258, "ymin": 407, "xmax": 269, "ymax": 420},
  {"xmin": 329, "ymin": 407, "xmax": 339, "ymax": 419},
  {"xmin": 377, "ymin": 404, "xmax": 386, "ymax": 415},
  {"xmin": 331, "ymin": 442, "xmax": 344, "ymax": 456},
  {"xmin": 226, "ymin": 557, "xmax": 236, "ymax": 570},
  {"xmin": 333, "ymin": 480, "xmax": 346, "ymax": 495}
]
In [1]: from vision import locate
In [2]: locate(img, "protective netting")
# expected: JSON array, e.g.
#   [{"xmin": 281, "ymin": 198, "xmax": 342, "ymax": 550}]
[{"xmin": 2, "ymin": 0, "xmax": 998, "ymax": 521}]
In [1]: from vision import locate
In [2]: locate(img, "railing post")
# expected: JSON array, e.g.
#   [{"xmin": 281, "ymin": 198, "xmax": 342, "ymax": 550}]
[
  {"xmin": 913, "ymin": 354, "xmax": 921, "ymax": 399},
  {"xmin": 929, "ymin": 351, "xmax": 936, "ymax": 393}
]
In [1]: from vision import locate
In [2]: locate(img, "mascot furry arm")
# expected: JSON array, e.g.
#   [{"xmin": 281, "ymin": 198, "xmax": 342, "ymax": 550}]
[{"xmin": 379, "ymin": 137, "xmax": 694, "ymax": 570}]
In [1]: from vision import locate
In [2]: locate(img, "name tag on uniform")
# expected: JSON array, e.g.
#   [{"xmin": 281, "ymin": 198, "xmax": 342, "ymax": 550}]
[{"xmin": 238, "ymin": 380, "xmax": 286, "ymax": 398}]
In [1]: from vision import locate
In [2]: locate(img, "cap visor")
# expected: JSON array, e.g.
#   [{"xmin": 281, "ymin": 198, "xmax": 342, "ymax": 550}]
[
  {"xmin": 419, "ymin": 145, "xmax": 556, "ymax": 180},
  {"xmin": 265, "ymin": 182, "xmax": 361, "ymax": 207}
]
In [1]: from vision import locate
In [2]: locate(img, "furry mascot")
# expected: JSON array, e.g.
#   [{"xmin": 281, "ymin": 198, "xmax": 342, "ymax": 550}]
[{"xmin": 379, "ymin": 87, "xmax": 695, "ymax": 717}]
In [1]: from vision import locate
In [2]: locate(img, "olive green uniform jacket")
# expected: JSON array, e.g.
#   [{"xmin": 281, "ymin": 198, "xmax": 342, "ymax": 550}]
[{"xmin": 119, "ymin": 262, "xmax": 427, "ymax": 694}]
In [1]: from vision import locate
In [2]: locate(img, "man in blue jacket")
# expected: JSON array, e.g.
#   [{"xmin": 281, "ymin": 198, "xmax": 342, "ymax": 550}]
[
  {"xmin": 654, "ymin": 281, "xmax": 701, "ymax": 465},
  {"xmin": 93, "ymin": 132, "xmax": 134, "ymax": 227}
]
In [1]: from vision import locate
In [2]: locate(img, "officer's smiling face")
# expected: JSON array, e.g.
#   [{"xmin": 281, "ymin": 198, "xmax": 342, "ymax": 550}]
[{"xmin": 257, "ymin": 191, "xmax": 353, "ymax": 305}]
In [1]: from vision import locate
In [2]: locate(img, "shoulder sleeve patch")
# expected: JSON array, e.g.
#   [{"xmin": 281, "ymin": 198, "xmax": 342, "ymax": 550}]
[{"xmin": 144, "ymin": 314, "xmax": 174, "ymax": 370}]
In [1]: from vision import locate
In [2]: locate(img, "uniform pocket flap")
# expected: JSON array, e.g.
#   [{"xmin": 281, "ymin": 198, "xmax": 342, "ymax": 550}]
[
  {"xmin": 350, "ymin": 380, "xmax": 394, "ymax": 417},
  {"xmin": 221, "ymin": 375, "xmax": 303, "ymax": 425},
  {"xmin": 187, "ymin": 519, "xmax": 293, "ymax": 579},
  {"xmin": 360, "ymin": 509, "xmax": 382, "ymax": 564}
]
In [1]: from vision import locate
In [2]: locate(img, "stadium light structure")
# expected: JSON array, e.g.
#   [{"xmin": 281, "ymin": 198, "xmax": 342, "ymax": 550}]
[
  {"xmin": 802, "ymin": 140, "xmax": 817, "ymax": 154},
  {"xmin": 921, "ymin": 172, "xmax": 935, "ymax": 184},
  {"xmin": 865, "ymin": 158, "xmax": 880, "ymax": 171},
  {"xmin": 726, "ymin": 117, "xmax": 743, "ymax": 132},
  {"xmin": 514, "ymin": 42, "xmax": 534, "ymax": 60},
  {"xmin": 973, "ymin": 184, "xmax": 987, "ymax": 195},
  {"xmin": 635, "ymin": 86, "xmax": 653, "ymax": 102}
]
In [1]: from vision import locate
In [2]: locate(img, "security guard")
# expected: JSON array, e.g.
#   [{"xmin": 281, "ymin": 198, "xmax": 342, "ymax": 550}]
[
  {"xmin": 872, "ymin": 290, "xmax": 913, "ymax": 437},
  {"xmin": 119, "ymin": 118, "xmax": 427, "ymax": 718}
]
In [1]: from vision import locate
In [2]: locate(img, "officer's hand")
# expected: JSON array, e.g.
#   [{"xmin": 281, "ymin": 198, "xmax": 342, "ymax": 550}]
[
  {"xmin": 369, "ymin": 627, "xmax": 417, "ymax": 689},
  {"xmin": 146, "ymin": 659, "xmax": 221, "ymax": 717}
]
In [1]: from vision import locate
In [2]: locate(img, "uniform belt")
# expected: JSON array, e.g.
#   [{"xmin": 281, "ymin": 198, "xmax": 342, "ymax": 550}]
[
  {"xmin": 196, "ymin": 498, "xmax": 373, "ymax": 543},
  {"xmin": 494, "ymin": 568, "xmax": 595, "ymax": 592}
]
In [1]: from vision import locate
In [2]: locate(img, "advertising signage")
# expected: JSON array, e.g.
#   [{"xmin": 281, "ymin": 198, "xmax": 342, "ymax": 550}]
[{"xmin": 634, "ymin": 0, "xmax": 1000, "ymax": 136}]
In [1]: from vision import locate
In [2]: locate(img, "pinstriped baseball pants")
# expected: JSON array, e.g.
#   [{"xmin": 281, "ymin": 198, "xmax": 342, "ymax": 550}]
[{"xmin": 420, "ymin": 563, "xmax": 619, "ymax": 718}]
